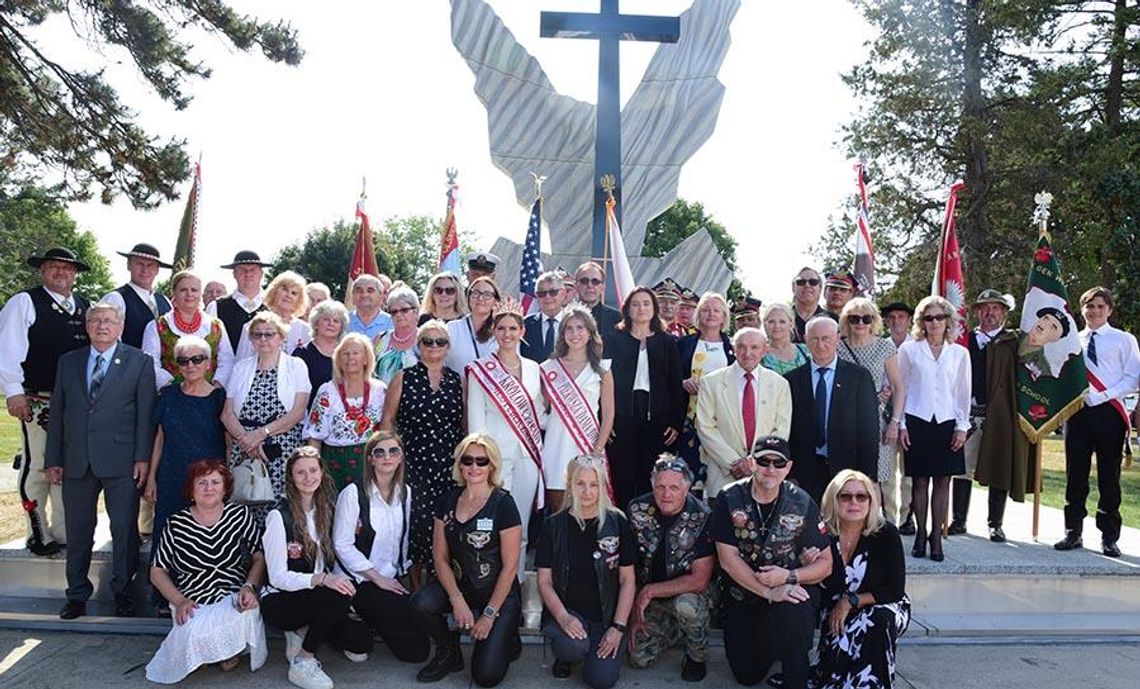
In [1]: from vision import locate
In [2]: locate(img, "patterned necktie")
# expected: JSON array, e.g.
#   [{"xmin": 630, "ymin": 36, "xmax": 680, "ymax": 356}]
[
  {"xmin": 742, "ymin": 371, "xmax": 756, "ymax": 453},
  {"xmin": 90, "ymin": 354, "xmax": 106, "ymax": 398},
  {"xmin": 815, "ymin": 367, "xmax": 829, "ymax": 448},
  {"xmin": 61, "ymin": 297, "xmax": 74, "ymax": 315},
  {"xmin": 1088, "ymin": 331, "xmax": 1098, "ymax": 366},
  {"xmin": 544, "ymin": 318, "xmax": 556, "ymax": 355},
  {"xmin": 147, "ymin": 294, "xmax": 158, "ymax": 317}
]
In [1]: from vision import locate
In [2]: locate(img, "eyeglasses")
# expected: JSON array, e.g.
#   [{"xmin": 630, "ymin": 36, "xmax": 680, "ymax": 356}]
[
  {"xmin": 847, "ymin": 314, "xmax": 875, "ymax": 325},
  {"xmin": 370, "ymin": 446, "xmax": 403, "ymax": 459},
  {"xmin": 922, "ymin": 313, "xmax": 949, "ymax": 323},
  {"xmin": 754, "ymin": 456, "xmax": 789, "ymax": 469},
  {"xmin": 837, "ymin": 491, "xmax": 871, "ymax": 504},
  {"xmin": 250, "ymin": 331, "xmax": 279, "ymax": 340},
  {"xmin": 536, "ymin": 289, "xmax": 561, "ymax": 298},
  {"xmin": 469, "ymin": 290, "xmax": 497, "ymax": 301},
  {"xmin": 794, "ymin": 278, "xmax": 821, "ymax": 287},
  {"xmin": 577, "ymin": 277, "xmax": 604, "ymax": 286},
  {"xmin": 433, "ymin": 286, "xmax": 457, "ymax": 295},
  {"xmin": 176, "ymin": 354, "xmax": 209, "ymax": 366},
  {"xmin": 419, "ymin": 337, "xmax": 449, "ymax": 348},
  {"xmin": 88, "ymin": 317, "xmax": 121, "ymax": 326},
  {"xmin": 459, "ymin": 454, "xmax": 491, "ymax": 467},
  {"xmin": 391, "ymin": 306, "xmax": 416, "ymax": 315}
]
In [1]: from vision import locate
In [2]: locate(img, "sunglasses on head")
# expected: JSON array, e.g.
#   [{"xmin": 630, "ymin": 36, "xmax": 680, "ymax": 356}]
[
  {"xmin": 847, "ymin": 314, "xmax": 875, "ymax": 325},
  {"xmin": 250, "ymin": 330, "xmax": 278, "ymax": 340},
  {"xmin": 536, "ymin": 289, "xmax": 561, "ymax": 298},
  {"xmin": 577, "ymin": 277, "xmax": 604, "ymax": 286},
  {"xmin": 433, "ymin": 285, "xmax": 458, "ymax": 295},
  {"xmin": 175, "ymin": 354, "xmax": 209, "ymax": 366},
  {"xmin": 838, "ymin": 491, "xmax": 870, "ymax": 504},
  {"xmin": 419, "ymin": 337, "xmax": 449, "ymax": 348},
  {"xmin": 370, "ymin": 446, "xmax": 403, "ymax": 459},
  {"xmin": 922, "ymin": 313, "xmax": 948, "ymax": 323},
  {"xmin": 460, "ymin": 454, "xmax": 491, "ymax": 467},
  {"xmin": 754, "ymin": 456, "xmax": 789, "ymax": 469},
  {"xmin": 794, "ymin": 278, "xmax": 821, "ymax": 287}
]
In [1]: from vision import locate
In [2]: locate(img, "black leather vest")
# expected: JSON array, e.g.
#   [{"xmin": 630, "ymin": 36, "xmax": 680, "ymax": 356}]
[
  {"xmin": 720, "ymin": 479, "xmax": 814, "ymax": 603},
  {"xmin": 547, "ymin": 509, "xmax": 625, "ymax": 625},
  {"xmin": 968, "ymin": 331, "xmax": 988, "ymax": 408},
  {"xmin": 628, "ymin": 493, "xmax": 710, "ymax": 586},
  {"xmin": 115, "ymin": 284, "xmax": 171, "ymax": 348},
  {"xmin": 443, "ymin": 488, "xmax": 512, "ymax": 597},
  {"xmin": 22, "ymin": 288, "xmax": 89, "ymax": 393},
  {"xmin": 214, "ymin": 296, "xmax": 264, "ymax": 352}
]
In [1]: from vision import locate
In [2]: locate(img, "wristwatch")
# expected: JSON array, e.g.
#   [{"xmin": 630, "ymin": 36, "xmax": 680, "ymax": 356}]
[
  {"xmin": 786, "ymin": 568, "xmax": 798, "ymax": 585},
  {"xmin": 482, "ymin": 605, "xmax": 498, "ymax": 619},
  {"xmin": 846, "ymin": 592, "xmax": 859, "ymax": 609},
  {"xmin": 610, "ymin": 621, "xmax": 627, "ymax": 634}
]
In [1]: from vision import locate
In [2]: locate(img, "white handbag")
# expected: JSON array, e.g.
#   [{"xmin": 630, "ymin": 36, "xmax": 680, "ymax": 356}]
[{"xmin": 231, "ymin": 458, "xmax": 275, "ymax": 504}]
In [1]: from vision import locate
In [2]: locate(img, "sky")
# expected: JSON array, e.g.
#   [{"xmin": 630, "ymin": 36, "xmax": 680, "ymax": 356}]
[{"xmin": 47, "ymin": 0, "xmax": 875, "ymax": 305}]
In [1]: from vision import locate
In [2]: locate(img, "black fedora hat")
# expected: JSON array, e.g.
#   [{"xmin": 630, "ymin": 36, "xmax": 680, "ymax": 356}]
[
  {"xmin": 117, "ymin": 242, "xmax": 173, "ymax": 269},
  {"xmin": 27, "ymin": 247, "xmax": 90, "ymax": 272},
  {"xmin": 220, "ymin": 250, "xmax": 272, "ymax": 269}
]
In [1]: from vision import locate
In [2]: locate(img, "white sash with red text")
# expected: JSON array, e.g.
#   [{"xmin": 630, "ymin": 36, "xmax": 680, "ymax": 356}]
[
  {"xmin": 466, "ymin": 355, "xmax": 545, "ymax": 469},
  {"xmin": 541, "ymin": 359, "xmax": 601, "ymax": 455}
]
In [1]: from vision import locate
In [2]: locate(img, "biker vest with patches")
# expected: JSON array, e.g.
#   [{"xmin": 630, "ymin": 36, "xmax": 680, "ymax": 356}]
[
  {"xmin": 547, "ymin": 509, "xmax": 625, "ymax": 625},
  {"xmin": 628, "ymin": 493, "xmax": 710, "ymax": 586},
  {"xmin": 720, "ymin": 479, "xmax": 813, "ymax": 603},
  {"xmin": 441, "ymin": 488, "xmax": 510, "ymax": 597}
]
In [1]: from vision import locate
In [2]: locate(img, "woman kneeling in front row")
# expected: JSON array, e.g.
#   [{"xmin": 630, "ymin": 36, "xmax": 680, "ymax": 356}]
[
  {"xmin": 537, "ymin": 455, "xmax": 636, "ymax": 689},
  {"xmin": 332, "ymin": 430, "xmax": 430, "ymax": 663},
  {"xmin": 261, "ymin": 447, "xmax": 372, "ymax": 689},
  {"xmin": 410, "ymin": 433, "xmax": 523, "ymax": 686}
]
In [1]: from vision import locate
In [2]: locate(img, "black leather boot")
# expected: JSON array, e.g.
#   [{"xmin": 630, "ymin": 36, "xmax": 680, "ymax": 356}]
[
  {"xmin": 947, "ymin": 478, "xmax": 972, "ymax": 535},
  {"xmin": 987, "ymin": 488, "xmax": 1008, "ymax": 542},
  {"xmin": 417, "ymin": 635, "xmax": 463, "ymax": 683}
]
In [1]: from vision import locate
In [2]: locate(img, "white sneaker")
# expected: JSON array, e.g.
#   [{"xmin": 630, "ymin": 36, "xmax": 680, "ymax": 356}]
[
  {"xmin": 289, "ymin": 656, "xmax": 334, "ymax": 689},
  {"xmin": 343, "ymin": 650, "xmax": 368, "ymax": 663},
  {"xmin": 284, "ymin": 630, "xmax": 304, "ymax": 662}
]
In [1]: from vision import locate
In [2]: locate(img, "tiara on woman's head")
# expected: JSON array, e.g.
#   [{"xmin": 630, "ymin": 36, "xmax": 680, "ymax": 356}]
[{"xmin": 492, "ymin": 295, "xmax": 525, "ymax": 320}]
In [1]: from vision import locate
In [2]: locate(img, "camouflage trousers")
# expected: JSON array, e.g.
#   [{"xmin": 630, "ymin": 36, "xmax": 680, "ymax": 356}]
[{"xmin": 628, "ymin": 591, "xmax": 711, "ymax": 667}]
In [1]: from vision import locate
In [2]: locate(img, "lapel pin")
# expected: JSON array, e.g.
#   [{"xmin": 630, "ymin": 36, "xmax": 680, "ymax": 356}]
[{"xmin": 114, "ymin": 358, "xmax": 121, "ymax": 365}]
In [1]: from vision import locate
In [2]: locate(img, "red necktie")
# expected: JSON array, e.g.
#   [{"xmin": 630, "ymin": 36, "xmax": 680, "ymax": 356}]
[{"xmin": 743, "ymin": 371, "xmax": 756, "ymax": 453}]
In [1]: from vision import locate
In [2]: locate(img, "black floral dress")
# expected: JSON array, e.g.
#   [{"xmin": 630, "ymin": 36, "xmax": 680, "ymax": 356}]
[
  {"xmin": 396, "ymin": 362, "xmax": 464, "ymax": 567},
  {"xmin": 812, "ymin": 523, "xmax": 911, "ymax": 689},
  {"xmin": 231, "ymin": 368, "xmax": 304, "ymax": 527}
]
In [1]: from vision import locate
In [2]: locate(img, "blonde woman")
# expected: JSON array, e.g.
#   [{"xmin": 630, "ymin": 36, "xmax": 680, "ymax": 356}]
[
  {"xmin": 420, "ymin": 272, "xmax": 466, "ymax": 325},
  {"xmin": 142, "ymin": 269, "xmax": 235, "ymax": 388},
  {"xmin": 536, "ymin": 456, "xmax": 636, "ymax": 686},
  {"xmin": 760, "ymin": 303, "xmax": 809, "ymax": 375},
  {"xmin": 814, "ymin": 470, "xmax": 910, "ymax": 688},
  {"xmin": 409, "ymin": 434, "xmax": 523, "ymax": 686},
  {"xmin": 897, "ymin": 296, "xmax": 971, "ymax": 562},
  {"xmin": 677, "ymin": 292, "xmax": 735, "ymax": 485},
  {"xmin": 236, "ymin": 270, "xmax": 311, "ymax": 359},
  {"xmin": 303, "ymin": 333, "xmax": 386, "ymax": 491}
]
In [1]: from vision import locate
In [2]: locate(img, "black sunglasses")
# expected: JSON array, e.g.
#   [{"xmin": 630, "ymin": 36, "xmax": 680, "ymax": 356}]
[
  {"xmin": 536, "ymin": 289, "xmax": 561, "ymax": 298},
  {"xmin": 794, "ymin": 278, "xmax": 821, "ymax": 287},
  {"xmin": 922, "ymin": 314, "xmax": 949, "ymax": 323},
  {"xmin": 175, "ymin": 354, "xmax": 209, "ymax": 366},
  {"xmin": 433, "ymin": 285, "xmax": 458, "ymax": 295},
  {"xmin": 391, "ymin": 306, "xmax": 416, "ymax": 315},
  {"xmin": 847, "ymin": 314, "xmax": 875, "ymax": 325},
  {"xmin": 577, "ymin": 277, "xmax": 604, "ymax": 286},
  {"xmin": 754, "ymin": 456, "xmax": 789, "ymax": 469},
  {"xmin": 419, "ymin": 337, "xmax": 449, "ymax": 348},
  {"xmin": 460, "ymin": 455, "xmax": 491, "ymax": 467}
]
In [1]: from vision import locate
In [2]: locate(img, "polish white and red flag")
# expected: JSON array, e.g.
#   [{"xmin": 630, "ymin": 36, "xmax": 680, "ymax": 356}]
[
  {"xmin": 852, "ymin": 157, "xmax": 875, "ymax": 298},
  {"xmin": 931, "ymin": 180, "xmax": 968, "ymax": 346}
]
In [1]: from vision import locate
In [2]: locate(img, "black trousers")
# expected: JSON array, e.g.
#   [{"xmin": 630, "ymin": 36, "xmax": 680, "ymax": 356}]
[
  {"xmin": 723, "ymin": 590, "xmax": 819, "ymax": 689},
  {"xmin": 63, "ymin": 471, "xmax": 139, "ymax": 602},
  {"xmin": 1063, "ymin": 403, "xmax": 1125, "ymax": 540},
  {"xmin": 611, "ymin": 407, "xmax": 670, "ymax": 509},
  {"xmin": 410, "ymin": 580, "xmax": 521, "ymax": 688},
  {"xmin": 353, "ymin": 581, "xmax": 430, "ymax": 662},
  {"xmin": 261, "ymin": 587, "xmax": 373, "ymax": 656}
]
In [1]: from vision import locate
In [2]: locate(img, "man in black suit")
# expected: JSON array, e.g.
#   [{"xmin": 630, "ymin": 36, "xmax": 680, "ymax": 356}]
[
  {"xmin": 786, "ymin": 316, "xmax": 878, "ymax": 503},
  {"xmin": 521, "ymin": 271, "xmax": 566, "ymax": 362},
  {"xmin": 46, "ymin": 303, "xmax": 157, "ymax": 619},
  {"xmin": 574, "ymin": 261, "xmax": 621, "ymax": 354}
]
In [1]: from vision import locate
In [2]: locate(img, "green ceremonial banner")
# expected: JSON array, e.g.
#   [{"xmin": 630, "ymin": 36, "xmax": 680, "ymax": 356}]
[
  {"xmin": 172, "ymin": 162, "xmax": 200, "ymax": 271},
  {"xmin": 1016, "ymin": 232, "xmax": 1087, "ymax": 442}
]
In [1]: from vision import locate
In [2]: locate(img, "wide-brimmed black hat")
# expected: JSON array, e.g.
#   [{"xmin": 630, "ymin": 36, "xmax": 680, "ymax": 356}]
[
  {"xmin": 220, "ymin": 250, "xmax": 272, "ymax": 269},
  {"xmin": 27, "ymin": 247, "xmax": 89, "ymax": 272},
  {"xmin": 117, "ymin": 242, "xmax": 173, "ymax": 269},
  {"xmin": 879, "ymin": 301, "xmax": 914, "ymax": 317}
]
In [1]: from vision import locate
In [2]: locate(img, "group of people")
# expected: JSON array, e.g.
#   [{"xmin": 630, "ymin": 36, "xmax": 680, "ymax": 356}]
[{"xmin": 1, "ymin": 241, "xmax": 1136, "ymax": 689}]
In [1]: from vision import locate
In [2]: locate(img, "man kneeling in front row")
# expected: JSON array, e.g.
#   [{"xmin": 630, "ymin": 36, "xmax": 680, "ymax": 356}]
[
  {"xmin": 627, "ymin": 455, "xmax": 715, "ymax": 681},
  {"xmin": 712, "ymin": 435, "xmax": 833, "ymax": 689}
]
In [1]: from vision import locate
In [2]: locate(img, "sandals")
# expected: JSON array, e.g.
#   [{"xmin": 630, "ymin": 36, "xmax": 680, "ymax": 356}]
[{"xmin": 218, "ymin": 655, "xmax": 241, "ymax": 672}]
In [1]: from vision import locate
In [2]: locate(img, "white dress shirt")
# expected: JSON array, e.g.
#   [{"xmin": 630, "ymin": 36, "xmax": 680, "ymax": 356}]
[
  {"xmin": 263, "ymin": 507, "xmax": 325, "ymax": 593},
  {"xmin": 101, "ymin": 283, "xmax": 158, "ymax": 317},
  {"xmin": 1081, "ymin": 324, "xmax": 1140, "ymax": 407},
  {"xmin": 333, "ymin": 483, "xmax": 413, "ymax": 582},
  {"xmin": 0, "ymin": 287, "xmax": 78, "ymax": 396},
  {"xmin": 444, "ymin": 315, "xmax": 498, "ymax": 374},
  {"xmin": 205, "ymin": 290, "xmax": 264, "ymax": 316},
  {"xmin": 897, "ymin": 339, "xmax": 971, "ymax": 432}
]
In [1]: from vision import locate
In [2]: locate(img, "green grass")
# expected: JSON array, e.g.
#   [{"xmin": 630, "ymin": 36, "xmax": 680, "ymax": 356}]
[
  {"xmin": 0, "ymin": 407, "xmax": 20, "ymax": 462},
  {"xmin": 1039, "ymin": 437, "xmax": 1140, "ymax": 529}
]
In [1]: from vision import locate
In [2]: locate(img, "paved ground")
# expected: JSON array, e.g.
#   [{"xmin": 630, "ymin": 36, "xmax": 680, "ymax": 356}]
[{"xmin": 0, "ymin": 631, "xmax": 1137, "ymax": 688}]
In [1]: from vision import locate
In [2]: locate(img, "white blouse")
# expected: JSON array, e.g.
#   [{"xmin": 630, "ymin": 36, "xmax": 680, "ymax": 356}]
[
  {"xmin": 333, "ymin": 482, "xmax": 412, "ymax": 582},
  {"xmin": 303, "ymin": 379, "xmax": 387, "ymax": 447},
  {"xmin": 263, "ymin": 507, "xmax": 325, "ymax": 593},
  {"xmin": 466, "ymin": 355, "xmax": 546, "ymax": 459},
  {"xmin": 897, "ymin": 339, "xmax": 971, "ymax": 432},
  {"xmin": 234, "ymin": 317, "xmax": 312, "ymax": 361},
  {"xmin": 444, "ymin": 315, "xmax": 498, "ymax": 375},
  {"xmin": 226, "ymin": 351, "xmax": 311, "ymax": 413}
]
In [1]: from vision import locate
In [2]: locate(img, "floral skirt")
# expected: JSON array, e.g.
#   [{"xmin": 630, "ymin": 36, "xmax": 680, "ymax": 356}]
[{"xmin": 321, "ymin": 443, "xmax": 366, "ymax": 493}]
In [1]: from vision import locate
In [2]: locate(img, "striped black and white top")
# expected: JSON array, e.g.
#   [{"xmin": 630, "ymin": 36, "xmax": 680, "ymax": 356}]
[{"xmin": 153, "ymin": 502, "xmax": 261, "ymax": 605}]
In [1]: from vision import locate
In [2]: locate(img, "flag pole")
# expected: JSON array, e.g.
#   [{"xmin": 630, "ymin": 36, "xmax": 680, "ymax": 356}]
[
  {"xmin": 600, "ymin": 174, "xmax": 616, "ymax": 306},
  {"xmin": 1029, "ymin": 190, "xmax": 1052, "ymax": 541},
  {"xmin": 1032, "ymin": 441, "xmax": 1042, "ymax": 540}
]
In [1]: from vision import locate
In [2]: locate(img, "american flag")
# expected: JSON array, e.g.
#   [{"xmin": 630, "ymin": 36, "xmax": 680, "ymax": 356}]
[{"xmin": 519, "ymin": 197, "xmax": 543, "ymax": 314}]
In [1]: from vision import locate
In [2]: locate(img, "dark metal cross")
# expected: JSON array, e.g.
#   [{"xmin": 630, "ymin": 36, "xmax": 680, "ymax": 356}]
[{"xmin": 541, "ymin": 1, "xmax": 680, "ymax": 281}]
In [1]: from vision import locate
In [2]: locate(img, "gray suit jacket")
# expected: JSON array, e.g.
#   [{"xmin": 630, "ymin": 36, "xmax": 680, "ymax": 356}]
[{"xmin": 45, "ymin": 343, "xmax": 157, "ymax": 479}]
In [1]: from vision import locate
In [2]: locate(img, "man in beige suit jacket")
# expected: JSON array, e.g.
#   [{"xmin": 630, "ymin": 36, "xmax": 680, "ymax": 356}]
[{"xmin": 696, "ymin": 328, "xmax": 792, "ymax": 500}]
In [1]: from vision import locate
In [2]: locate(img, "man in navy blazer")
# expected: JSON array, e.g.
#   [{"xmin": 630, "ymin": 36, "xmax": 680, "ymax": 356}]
[
  {"xmin": 521, "ymin": 271, "xmax": 567, "ymax": 362},
  {"xmin": 574, "ymin": 262, "xmax": 621, "ymax": 355},
  {"xmin": 786, "ymin": 316, "xmax": 879, "ymax": 503},
  {"xmin": 46, "ymin": 302, "xmax": 156, "ymax": 620}
]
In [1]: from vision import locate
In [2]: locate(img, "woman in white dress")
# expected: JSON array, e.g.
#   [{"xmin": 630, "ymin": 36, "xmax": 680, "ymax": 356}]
[
  {"xmin": 540, "ymin": 304, "xmax": 614, "ymax": 512},
  {"xmin": 465, "ymin": 301, "xmax": 545, "ymax": 578}
]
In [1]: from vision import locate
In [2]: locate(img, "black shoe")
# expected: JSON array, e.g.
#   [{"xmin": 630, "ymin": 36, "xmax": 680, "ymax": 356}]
[
  {"xmin": 989, "ymin": 526, "xmax": 1006, "ymax": 543},
  {"xmin": 114, "ymin": 595, "xmax": 135, "ymax": 617},
  {"xmin": 681, "ymin": 654, "xmax": 707, "ymax": 682},
  {"xmin": 1103, "ymin": 540, "xmax": 1122, "ymax": 558},
  {"xmin": 1053, "ymin": 532, "xmax": 1083, "ymax": 551},
  {"xmin": 27, "ymin": 539, "xmax": 62, "ymax": 557},
  {"xmin": 551, "ymin": 659, "xmax": 572, "ymax": 679},
  {"xmin": 946, "ymin": 520, "xmax": 968, "ymax": 536},
  {"xmin": 911, "ymin": 537, "xmax": 926, "ymax": 558},
  {"xmin": 929, "ymin": 540, "xmax": 945, "ymax": 562},
  {"xmin": 417, "ymin": 644, "xmax": 464, "ymax": 683},
  {"xmin": 897, "ymin": 514, "xmax": 916, "ymax": 536},
  {"xmin": 59, "ymin": 600, "xmax": 86, "ymax": 620}
]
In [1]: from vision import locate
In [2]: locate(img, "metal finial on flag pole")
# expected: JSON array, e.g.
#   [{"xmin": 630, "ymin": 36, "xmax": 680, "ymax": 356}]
[
  {"xmin": 446, "ymin": 167, "xmax": 459, "ymax": 187},
  {"xmin": 600, "ymin": 174, "xmax": 616, "ymax": 200},
  {"xmin": 361, "ymin": 176, "xmax": 367, "ymax": 200},
  {"xmin": 1033, "ymin": 191, "xmax": 1053, "ymax": 237},
  {"xmin": 530, "ymin": 172, "xmax": 547, "ymax": 201}
]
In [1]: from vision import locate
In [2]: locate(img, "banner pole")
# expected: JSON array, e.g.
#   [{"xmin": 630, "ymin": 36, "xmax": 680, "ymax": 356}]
[{"xmin": 1032, "ymin": 441, "xmax": 1043, "ymax": 540}]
